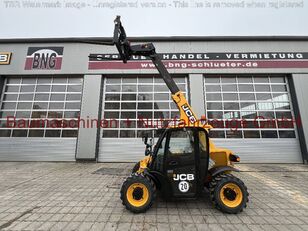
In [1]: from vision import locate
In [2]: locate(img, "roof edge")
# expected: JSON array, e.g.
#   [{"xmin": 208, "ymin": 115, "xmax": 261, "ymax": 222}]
[{"xmin": 0, "ymin": 36, "xmax": 308, "ymax": 43}]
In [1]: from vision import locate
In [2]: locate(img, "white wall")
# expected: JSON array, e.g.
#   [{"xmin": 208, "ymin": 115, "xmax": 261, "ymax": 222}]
[{"xmin": 1, "ymin": 40, "xmax": 308, "ymax": 75}]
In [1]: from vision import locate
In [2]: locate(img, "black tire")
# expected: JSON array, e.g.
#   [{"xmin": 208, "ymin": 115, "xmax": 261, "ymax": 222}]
[
  {"xmin": 209, "ymin": 173, "xmax": 249, "ymax": 214},
  {"xmin": 132, "ymin": 162, "xmax": 140, "ymax": 173},
  {"xmin": 120, "ymin": 173, "xmax": 156, "ymax": 213}
]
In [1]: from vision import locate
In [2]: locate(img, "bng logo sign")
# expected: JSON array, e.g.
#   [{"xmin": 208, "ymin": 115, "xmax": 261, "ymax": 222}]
[{"xmin": 25, "ymin": 47, "xmax": 64, "ymax": 70}]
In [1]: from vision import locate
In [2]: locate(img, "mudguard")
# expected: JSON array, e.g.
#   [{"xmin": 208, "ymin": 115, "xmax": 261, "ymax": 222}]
[
  {"xmin": 143, "ymin": 169, "xmax": 172, "ymax": 199},
  {"xmin": 209, "ymin": 166, "xmax": 239, "ymax": 177}
]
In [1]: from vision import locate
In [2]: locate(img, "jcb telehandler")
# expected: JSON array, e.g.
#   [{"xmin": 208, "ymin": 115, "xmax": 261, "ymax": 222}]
[{"xmin": 92, "ymin": 16, "xmax": 249, "ymax": 214}]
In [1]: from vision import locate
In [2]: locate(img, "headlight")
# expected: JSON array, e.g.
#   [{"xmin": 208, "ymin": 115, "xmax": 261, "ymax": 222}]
[{"xmin": 229, "ymin": 154, "xmax": 240, "ymax": 162}]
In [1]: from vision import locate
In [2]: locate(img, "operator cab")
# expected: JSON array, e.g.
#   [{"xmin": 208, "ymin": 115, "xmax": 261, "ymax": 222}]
[{"xmin": 147, "ymin": 127, "xmax": 210, "ymax": 198}]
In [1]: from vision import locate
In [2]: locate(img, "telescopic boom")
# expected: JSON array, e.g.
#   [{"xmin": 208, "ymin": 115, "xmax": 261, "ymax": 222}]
[{"xmin": 92, "ymin": 16, "xmax": 209, "ymax": 126}]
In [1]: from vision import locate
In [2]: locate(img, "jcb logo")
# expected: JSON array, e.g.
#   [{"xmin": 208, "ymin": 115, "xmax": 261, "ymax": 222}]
[
  {"xmin": 173, "ymin": 174, "xmax": 194, "ymax": 181},
  {"xmin": 181, "ymin": 104, "xmax": 197, "ymax": 123},
  {"xmin": 0, "ymin": 52, "xmax": 12, "ymax": 65}
]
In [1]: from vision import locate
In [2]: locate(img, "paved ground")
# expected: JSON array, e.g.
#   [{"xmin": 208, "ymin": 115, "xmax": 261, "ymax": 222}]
[{"xmin": 0, "ymin": 162, "xmax": 307, "ymax": 231}]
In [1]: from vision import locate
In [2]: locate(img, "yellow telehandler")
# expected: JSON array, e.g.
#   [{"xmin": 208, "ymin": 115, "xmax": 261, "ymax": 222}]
[{"xmin": 91, "ymin": 16, "xmax": 249, "ymax": 214}]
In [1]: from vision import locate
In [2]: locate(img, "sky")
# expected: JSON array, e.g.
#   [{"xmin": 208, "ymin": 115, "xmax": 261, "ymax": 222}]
[{"xmin": 0, "ymin": 0, "xmax": 307, "ymax": 38}]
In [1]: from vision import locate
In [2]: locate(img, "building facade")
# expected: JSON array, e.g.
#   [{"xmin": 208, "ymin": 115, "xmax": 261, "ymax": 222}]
[{"xmin": 0, "ymin": 38, "xmax": 308, "ymax": 163}]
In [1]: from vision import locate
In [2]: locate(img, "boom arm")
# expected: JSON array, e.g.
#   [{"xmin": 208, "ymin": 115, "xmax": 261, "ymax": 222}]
[
  {"xmin": 92, "ymin": 16, "xmax": 208, "ymax": 126},
  {"xmin": 150, "ymin": 54, "xmax": 198, "ymax": 125}
]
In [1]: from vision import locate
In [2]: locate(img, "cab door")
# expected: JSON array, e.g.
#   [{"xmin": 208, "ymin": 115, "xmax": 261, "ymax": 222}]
[{"xmin": 165, "ymin": 128, "xmax": 198, "ymax": 197}]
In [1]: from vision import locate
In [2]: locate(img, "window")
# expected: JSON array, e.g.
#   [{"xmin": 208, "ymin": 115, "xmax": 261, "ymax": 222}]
[
  {"xmin": 0, "ymin": 76, "xmax": 83, "ymax": 137},
  {"xmin": 166, "ymin": 129, "xmax": 195, "ymax": 166},
  {"xmin": 204, "ymin": 75, "xmax": 296, "ymax": 139},
  {"xmin": 157, "ymin": 135, "xmax": 166, "ymax": 157},
  {"xmin": 168, "ymin": 129, "xmax": 194, "ymax": 155},
  {"xmin": 102, "ymin": 76, "xmax": 188, "ymax": 138},
  {"xmin": 154, "ymin": 134, "xmax": 166, "ymax": 172},
  {"xmin": 199, "ymin": 131, "xmax": 207, "ymax": 159}
]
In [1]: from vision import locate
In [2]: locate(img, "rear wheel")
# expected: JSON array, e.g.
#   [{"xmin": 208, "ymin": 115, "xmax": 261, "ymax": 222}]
[
  {"xmin": 120, "ymin": 173, "xmax": 156, "ymax": 213},
  {"xmin": 209, "ymin": 173, "xmax": 248, "ymax": 214}
]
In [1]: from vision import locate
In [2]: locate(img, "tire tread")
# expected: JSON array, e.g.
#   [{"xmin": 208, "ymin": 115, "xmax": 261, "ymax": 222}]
[
  {"xmin": 209, "ymin": 173, "xmax": 249, "ymax": 214},
  {"xmin": 120, "ymin": 173, "xmax": 156, "ymax": 213}
]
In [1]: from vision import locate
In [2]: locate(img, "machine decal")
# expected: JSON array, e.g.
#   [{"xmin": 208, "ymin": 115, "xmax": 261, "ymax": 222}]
[
  {"xmin": 181, "ymin": 104, "xmax": 197, "ymax": 123},
  {"xmin": 173, "ymin": 174, "xmax": 195, "ymax": 181},
  {"xmin": 173, "ymin": 174, "xmax": 194, "ymax": 193},
  {"xmin": 0, "ymin": 52, "xmax": 12, "ymax": 65},
  {"xmin": 25, "ymin": 47, "xmax": 63, "ymax": 70},
  {"xmin": 178, "ymin": 181, "xmax": 190, "ymax": 193}
]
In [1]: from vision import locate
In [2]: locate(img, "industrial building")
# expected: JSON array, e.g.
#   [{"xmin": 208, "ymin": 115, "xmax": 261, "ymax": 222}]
[{"xmin": 0, "ymin": 37, "xmax": 308, "ymax": 163}]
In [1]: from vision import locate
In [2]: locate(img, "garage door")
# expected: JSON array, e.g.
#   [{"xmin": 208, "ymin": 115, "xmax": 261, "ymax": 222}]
[
  {"xmin": 98, "ymin": 75, "xmax": 188, "ymax": 162},
  {"xmin": 0, "ymin": 76, "xmax": 83, "ymax": 161},
  {"xmin": 204, "ymin": 75, "xmax": 302, "ymax": 163}
]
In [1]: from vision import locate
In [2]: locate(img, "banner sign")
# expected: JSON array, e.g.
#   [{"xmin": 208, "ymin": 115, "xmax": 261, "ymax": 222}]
[
  {"xmin": 88, "ymin": 52, "xmax": 308, "ymax": 70},
  {"xmin": 0, "ymin": 52, "xmax": 12, "ymax": 65},
  {"xmin": 25, "ymin": 47, "xmax": 64, "ymax": 70}
]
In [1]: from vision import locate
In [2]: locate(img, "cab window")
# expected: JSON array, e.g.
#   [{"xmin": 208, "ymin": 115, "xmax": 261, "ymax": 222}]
[
  {"xmin": 166, "ymin": 128, "xmax": 196, "ymax": 167},
  {"xmin": 198, "ymin": 131, "xmax": 207, "ymax": 159},
  {"xmin": 154, "ymin": 135, "xmax": 166, "ymax": 171},
  {"xmin": 169, "ymin": 129, "xmax": 194, "ymax": 156},
  {"xmin": 157, "ymin": 135, "xmax": 166, "ymax": 156}
]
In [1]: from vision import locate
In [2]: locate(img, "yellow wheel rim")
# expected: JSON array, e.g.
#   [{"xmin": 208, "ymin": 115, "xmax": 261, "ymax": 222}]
[
  {"xmin": 219, "ymin": 183, "xmax": 243, "ymax": 208},
  {"xmin": 126, "ymin": 183, "xmax": 149, "ymax": 207}
]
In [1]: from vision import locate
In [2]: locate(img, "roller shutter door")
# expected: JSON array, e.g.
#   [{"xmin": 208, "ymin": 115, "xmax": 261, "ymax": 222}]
[
  {"xmin": 0, "ymin": 76, "xmax": 83, "ymax": 161},
  {"xmin": 203, "ymin": 75, "xmax": 302, "ymax": 163},
  {"xmin": 98, "ymin": 75, "xmax": 188, "ymax": 162}
]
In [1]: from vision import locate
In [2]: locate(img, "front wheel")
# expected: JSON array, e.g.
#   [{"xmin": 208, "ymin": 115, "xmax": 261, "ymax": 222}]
[
  {"xmin": 120, "ymin": 173, "xmax": 156, "ymax": 213},
  {"xmin": 209, "ymin": 173, "xmax": 249, "ymax": 214}
]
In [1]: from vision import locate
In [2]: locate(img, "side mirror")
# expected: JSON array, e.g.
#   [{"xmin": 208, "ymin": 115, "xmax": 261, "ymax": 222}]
[{"xmin": 142, "ymin": 134, "xmax": 148, "ymax": 145}]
